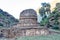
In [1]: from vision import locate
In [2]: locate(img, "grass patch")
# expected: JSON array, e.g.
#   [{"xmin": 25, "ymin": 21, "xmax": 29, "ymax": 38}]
[{"xmin": 16, "ymin": 34, "xmax": 60, "ymax": 40}]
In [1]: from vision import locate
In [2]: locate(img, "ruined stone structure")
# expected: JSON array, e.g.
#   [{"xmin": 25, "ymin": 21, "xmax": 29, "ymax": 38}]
[
  {"xmin": 0, "ymin": 9, "xmax": 49, "ymax": 38},
  {"xmin": 12, "ymin": 9, "xmax": 49, "ymax": 37}
]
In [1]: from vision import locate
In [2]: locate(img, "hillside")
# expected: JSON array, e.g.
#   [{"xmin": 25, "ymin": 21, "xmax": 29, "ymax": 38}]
[{"xmin": 0, "ymin": 9, "xmax": 19, "ymax": 28}]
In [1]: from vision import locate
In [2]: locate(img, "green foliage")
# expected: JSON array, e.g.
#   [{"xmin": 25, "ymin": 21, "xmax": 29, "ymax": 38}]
[
  {"xmin": 39, "ymin": 7, "xmax": 46, "ymax": 17},
  {"xmin": 40, "ymin": 18, "xmax": 49, "ymax": 26},
  {"xmin": 39, "ymin": 3, "xmax": 51, "ymax": 26},
  {"xmin": 50, "ymin": 3, "xmax": 60, "ymax": 30},
  {"xmin": 0, "ymin": 23, "xmax": 3, "ymax": 26},
  {"xmin": 0, "ymin": 9, "xmax": 19, "ymax": 27},
  {"xmin": 41, "ymin": 3, "xmax": 50, "ymax": 7},
  {"xmin": 39, "ymin": 2, "xmax": 60, "ymax": 30}
]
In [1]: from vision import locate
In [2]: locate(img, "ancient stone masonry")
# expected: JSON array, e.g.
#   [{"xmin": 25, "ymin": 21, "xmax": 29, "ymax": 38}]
[
  {"xmin": 13, "ymin": 9, "xmax": 49, "ymax": 37},
  {"xmin": 0, "ymin": 9, "xmax": 49, "ymax": 38}
]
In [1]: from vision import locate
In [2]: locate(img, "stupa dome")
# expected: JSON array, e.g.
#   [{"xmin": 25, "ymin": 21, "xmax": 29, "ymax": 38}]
[{"xmin": 20, "ymin": 9, "xmax": 37, "ymax": 18}]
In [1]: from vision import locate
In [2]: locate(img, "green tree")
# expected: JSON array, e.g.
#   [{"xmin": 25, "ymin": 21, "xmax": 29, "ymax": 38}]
[
  {"xmin": 39, "ymin": 3, "xmax": 51, "ymax": 26},
  {"xmin": 47, "ymin": 3, "xmax": 60, "ymax": 30}
]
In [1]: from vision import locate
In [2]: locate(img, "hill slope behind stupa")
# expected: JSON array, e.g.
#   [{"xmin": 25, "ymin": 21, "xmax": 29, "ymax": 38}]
[{"xmin": 0, "ymin": 9, "xmax": 19, "ymax": 28}]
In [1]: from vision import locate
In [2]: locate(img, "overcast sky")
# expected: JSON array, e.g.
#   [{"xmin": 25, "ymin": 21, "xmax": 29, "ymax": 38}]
[{"xmin": 0, "ymin": 0, "xmax": 54, "ymax": 19}]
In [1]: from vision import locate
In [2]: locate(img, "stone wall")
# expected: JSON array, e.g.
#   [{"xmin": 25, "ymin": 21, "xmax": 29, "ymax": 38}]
[{"xmin": 0, "ymin": 28, "xmax": 49, "ymax": 38}]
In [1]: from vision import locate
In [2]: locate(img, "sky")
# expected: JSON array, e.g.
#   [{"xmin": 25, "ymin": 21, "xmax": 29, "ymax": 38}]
[{"xmin": 0, "ymin": 0, "xmax": 54, "ymax": 19}]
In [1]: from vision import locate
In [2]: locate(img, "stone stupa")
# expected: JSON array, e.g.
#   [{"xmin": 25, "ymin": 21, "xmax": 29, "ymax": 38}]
[{"xmin": 12, "ymin": 9, "xmax": 49, "ymax": 36}]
